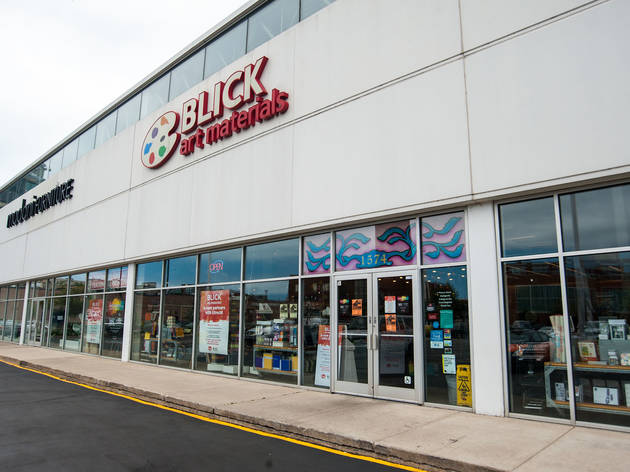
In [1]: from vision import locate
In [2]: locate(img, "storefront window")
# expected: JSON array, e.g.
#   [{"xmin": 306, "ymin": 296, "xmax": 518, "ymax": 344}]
[
  {"xmin": 3, "ymin": 300, "xmax": 14, "ymax": 340},
  {"xmin": 336, "ymin": 220, "xmax": 417, "ymax": 271},
  {"xmin": 70, "ymin": 273, "xmax": 86, "ymax": 295},
  {"xmin": 560, "ymin": 184, "xmax": 630, "ymax": 252},
  {"xmin": 169, "ymin": 50, "xmax": 204, "ymax": 100},
  {"xmin": 106, "ymin": 266, "xmax": 128, "ymax": 292},
  {"xmin": 136, "ymin": 261, "xmax": 163, "ymax": 289},
  {"xmin": 64, "ymin": 296, "xmax": 83, "ymax": 351},
  {"xmin": 199, "ymin": 248, "xmax": 241, "ymax": 284},
  {"xmin": 303, "ymin": 234, "xmax": 331, "ymax": 275},
  {"xmin": 244, "ymin": 239, "xmax": 299, "ymax": 280},
  {"xmin": 102, "ymin": 293, "xmax": 125, "ymax": 358},
  {"xmin": 503, "ymin": 259, "xmax": 569, "ymax": 419},
  {"xmin": 160, "ymin": 288, "xmax": 194, "ymax": 368},
  {"xmin": 195, "ymin": 285, "xmax": 240, "ymax": 375},
  {"xmin": 140, "ymin": 75, "xmax": 170, "ymax": 119},
  {"xmin": 421, "ymin": 212, "xmax": 466, "ymax": 265},
  {"xmin": 243, "ymin": 280, "xmax": 299, "ymax": 384},
  {"xmin": 77, "ymin": 126, "xmax": 96, "ymax": 159},
  {"xmin": 82, "ymin": 294, "xmax": 103, "ymax": 355},
  {"xmin": 301, "ymin": 277, "xmax": 330, "ymax": 387},
  {"xmin": 500, "ymin": 198, "xmax": 557, "ymax": 257},
  {"xmin": 88, "ymin": 270, "xmax": 106, "ymax": 292},
  {"xmin": 164, "ymin": 256, "xmax": 196, "ymax": 287},
  {"xmin": 246, "ymin": 0, "xmax": 299, "ymax": 52},
  {"xmin": 115, "ymin": 94, "xmax": 141, "ymax": 134},
  {"xmin": 565, "ymin": 252, "xmax": 630, "ymax": 427},
  {"xmin": 131, "ymin": 291, "xmax": 161, "ymax": 364},
  {"xmin": 423, "ymin": 267, "xmax": 470, "ymax": 406},
  {"xmin": 204, "ymin": 21, "xmax": 247, "ymax": 79},
  {"xmin": 49, "ymin": 297, "xmax": 67, "ymax": 349},
  {"xmin": 300, "ymin": 0, "xmax": 333, "ymax": 19},
  {"xmin": 54, "ymin": 276, "xmax": 69, "ymax": 296},
  {"xmin": 94, "ymin": 110, "xmax": 117, "ymax": 147},
  {"xmin": 12, "ymin": 299, "xmax": 23, "ymax": 343},
  {"xmin": 0, "ymin": 300, "xmax": 5, "ymax": 339}
]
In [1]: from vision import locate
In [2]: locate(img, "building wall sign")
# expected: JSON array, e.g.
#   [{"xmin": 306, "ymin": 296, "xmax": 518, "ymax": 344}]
[
  {"xmin": 141, "ymin": 56, "xmax": 290, "ymax": 169},
  {"xmin": 6, "ymin": 178, "xmax": 75, "ymax": 228}
]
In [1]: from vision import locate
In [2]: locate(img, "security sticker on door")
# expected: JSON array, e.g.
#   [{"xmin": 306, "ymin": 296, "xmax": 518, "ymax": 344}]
[{"xmin": 430, "ymin": 330, "xmax": 443, "ymax": 349}]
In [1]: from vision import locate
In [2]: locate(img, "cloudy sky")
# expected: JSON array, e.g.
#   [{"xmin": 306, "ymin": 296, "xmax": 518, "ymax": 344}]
[{"xmin": 0, "ymin": 0, "xmax": 249, "ymax": 187}]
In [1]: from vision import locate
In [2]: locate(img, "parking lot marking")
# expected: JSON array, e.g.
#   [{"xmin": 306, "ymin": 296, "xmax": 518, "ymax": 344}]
[{"xmin": 0, "ymin": 359, "xmax": 426, "ymax": 472}]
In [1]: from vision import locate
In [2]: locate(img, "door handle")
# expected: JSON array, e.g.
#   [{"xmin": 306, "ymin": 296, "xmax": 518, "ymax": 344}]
[
  {"xmin": 367, "ymin": 333, "xmax": 371, "ymax": 351},
  {"xmin": 373, "ymin": 333, "xmax": 378, "ymax": 351}
]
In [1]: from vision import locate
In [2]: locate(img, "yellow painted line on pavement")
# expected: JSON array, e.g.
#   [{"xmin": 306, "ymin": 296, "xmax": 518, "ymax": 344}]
[{"xmin": 0, "ymin": 359, "xmax": 426, "ymax": 471}]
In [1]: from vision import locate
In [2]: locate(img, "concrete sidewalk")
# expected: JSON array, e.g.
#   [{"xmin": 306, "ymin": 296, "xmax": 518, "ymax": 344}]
[{"xmin": 1, "ymin": 342, "xmax": 628, "ymax": 472}]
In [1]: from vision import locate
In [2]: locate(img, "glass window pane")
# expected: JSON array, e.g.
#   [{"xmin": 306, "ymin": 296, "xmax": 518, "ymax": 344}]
[
  {"xmin": 12, "ymin": 299, "xmax": 23, "ymax": 342},
  {"xmin": 336, "ymin": 220, "xmax": 417, "ymax": 271},
  {"xmin": 49, "ymin": 297, "xmax": 67, "ymax": 349},
  {"xmin": 102, "ymin": 293, "xmax": 126, "ymax": 358},
  {"xmin": 106, "ymin": 266, "xmax": 128, "ymax": 292},
  {"xmin": 164, "ymin": 255, "xmax": 196, "ymax": 287},
  {"xmin": 62, "ymin": 139, "xmax": 78, "ymax": 168},
  {"xmin": 244, "ymin": 239, "xmax": 299, "ymax": 280},
  {"xmin": 95, "ymin": 111, "xmax": 117, "ymax": 147},
  {"xmin": 48, "ymin": 151, "xmax": 63, "ymax": 177},
  {"xmin": 0, "ymin": 301, "xmax": 6, "ymax": 339},
  {"xmin": 195, "ymin": 284, "xmax": 240, "ymax": 375},
  {"xmin": 17, "ymin": 283, "xmax": 26, "ymax": 300},
  {"xmin": 64, "ymin": 296, "xmax": 83, "ymax": 351},
  {"xmin": 160, "ymin": 288, "xmax": 194, "ymax": 368},
  {"xmin": 301, "ymin": 277, "xmax": 330, "ymax": 387},
  {"xmin": 565, "ymin": 252, "xmax": 630, "ymax": 428},
  {"xmin": 115, "ymin": 94, "xmax": 141, "ymax": 134},
  {"xmin": 131, "ymin": 290, "xmax": 160, "ymax": 363},
  {"xmin": 243, "ymin": 280, "xmax": 299, "ymax": 384},
  {"xmin": 503, "ymin": 258, "xmax": 568, "ymax": 419},
  {"xmin": 42, "ymin": 299, "xmax": 52, "ymax": 345},
  {"xmin": 300, "ymin": 0, "xmax": 334, "ymax": 19},
  {"xmin": 204, "ymin": 22, "xmax": 247, "ymax": 78},
  {"xmin": 135, "ymin": 261, "xmax": 163, "ymax": 289},
  {"xmin": 54, "ymin": 276, "xmax": 68, "ymax": 296},
  {"xmin": 82, "ymin": 294, "xmax": 103, "ymax": 354},
  {"xmin": 421, "ymin": 212, "xmax": 466, "ymax": 264},
  {"xmin": 77, "ymin": 126, "xmax": 96, "ymax": 159},
  {"xmin": 140, "ymin": 75, "xmax": 170, "ymax": 119},
  {"xmin": 0, "ymin": 286, "xmax": 7, "ymax": 299},
  {"xmin": 560, "ymin": 184, "xmax": 630, "ymax": 252},
  {"xmin": 500, "ymin": 198, "xmax": 558, "ymax": 257},
  {"xmin": 303, "ymin": 234, "xmax": 331, "ymax": 275},
  {"xmin": 70, "ymin": 273, "xmax": 86, "ymax": 295},
  {"xmin": 87, "ymin": 270, "xmax": 106, "ymax": 292},
  {"xmin": 199, "ymin": 248, "xmax": 242, "ymax": 284},
  {"xmin": 169, "ymin": 50, "xmax": 204, "ymax": 100},
  {"xmin": 3, "ymin": 300, "xmax": 14, "ymax": 340},
  {"xmin": 247, "ymin": 0, "xmax": 299, "ymax": 52},
  {"xmin": 423, "ymin": 267, "xmax": 470, "ymax": 405}
]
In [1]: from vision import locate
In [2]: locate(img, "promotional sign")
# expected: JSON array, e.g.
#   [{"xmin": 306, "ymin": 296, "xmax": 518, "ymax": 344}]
[
  {"xmin": 141, "ymin": 56, "xmax": 290, "ymax": 170},
  {"xmin": 430, "ymin": 329, "xmax": 444, "ymax": 349},
  {"xmin": 442, "ymin": 354, "xmax": 456, "ymax": 374},
  {"xmin": 351, "ymin": 299, "xmax": 363, "ymax": 316},
  {"xmin": 314, "ymin": 325, "xmax": 331, "ymax": 387},
  {"xmin": 198, "ymin": 290, "xmax": 230, "ymax": 355},
  {"xmin": 85, "ymin": 298, "xmax": 103, "ymax": 344}
]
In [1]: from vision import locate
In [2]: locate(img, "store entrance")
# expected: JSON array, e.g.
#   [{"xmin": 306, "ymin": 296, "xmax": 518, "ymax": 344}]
[
  {"xmin": 332, "ymin": 271, "xmax": 418, "ymax": 402},
  {"xmin": 25, "ymin": 299, "xmax": 45, "ymax": 346}
]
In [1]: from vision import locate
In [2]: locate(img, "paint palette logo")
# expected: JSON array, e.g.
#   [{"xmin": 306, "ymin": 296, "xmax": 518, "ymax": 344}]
[{"xmin": 141, "ymin": 111, "xmax": 180, "ymax": 169}]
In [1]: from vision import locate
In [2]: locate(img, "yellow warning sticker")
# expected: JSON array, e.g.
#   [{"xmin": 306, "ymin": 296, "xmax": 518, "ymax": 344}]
[{"xmin": 456, "ymin": 364, "xmax": 472, "ymax": 407}]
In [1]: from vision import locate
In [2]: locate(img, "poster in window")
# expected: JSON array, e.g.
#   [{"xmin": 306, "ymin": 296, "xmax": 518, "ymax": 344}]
[
  {"xmin": 199, "ymin": 290, "xmax": 230, "ymax": 355},
  {"xmin": 85, "ymin": 298, "xmax": 103, "ymax": 344},
  {"xmin": 385, "ymin": 314, "xmax": 397, "ymax": 332},
  {"xmin": 314, "ymin": 325, "xmax": 331, "ymax": 387},
  {"xmin": 384, "ymin": 296, "xmax": 396, "ymax": 314},
  {"xmin": 351, "ymin": 299, "xmax": 363, "ymax": 316},
  {"xmin": 339, "ymin": 299, "xmax": 350, "ymax": 317},
  {"xmin": 397, "ymin": 296, "xmax": 409, "ymax": 315}
]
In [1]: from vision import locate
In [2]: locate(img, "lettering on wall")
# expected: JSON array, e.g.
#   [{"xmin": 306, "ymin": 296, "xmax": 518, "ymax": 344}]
[
  {"xmin": 6, "ymin": 178, "xmax": 75, "ymax": 228},
  {"xmin": 141, "ymin": 56, "xmax": 290, "ymax": 169}
]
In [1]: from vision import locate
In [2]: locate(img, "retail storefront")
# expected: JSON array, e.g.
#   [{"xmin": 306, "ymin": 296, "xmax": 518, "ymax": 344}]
[{"xmin": 1, "ymin": 0, "xmax": 629, "ymax": 431}]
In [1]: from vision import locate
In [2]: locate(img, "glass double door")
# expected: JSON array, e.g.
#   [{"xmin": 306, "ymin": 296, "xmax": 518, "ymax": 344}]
[
  {"xmin": 25, "ymin": 299, "xmax": 46, "ymax": 345},
  {"xmin": 333, "ymin": 271, "xmax": 419, "ymax": 402}
]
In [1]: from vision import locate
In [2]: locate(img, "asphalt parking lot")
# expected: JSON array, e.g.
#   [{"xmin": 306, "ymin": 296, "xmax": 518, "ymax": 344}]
[{"xmin": 0, "ymin": 362, "xmax": 406, "ymax": 472}]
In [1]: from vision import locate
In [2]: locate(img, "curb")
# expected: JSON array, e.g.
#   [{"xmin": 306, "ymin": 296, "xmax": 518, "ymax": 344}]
[{"xmin": 0, "ymin": 354, "xmax": 501, "ymax": 472}]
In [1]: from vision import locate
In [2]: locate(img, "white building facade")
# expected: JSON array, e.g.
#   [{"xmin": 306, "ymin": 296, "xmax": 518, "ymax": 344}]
[{"xmin": 1, "ymin": 0, "xmax": 629, "ymax": 430}]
